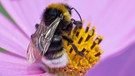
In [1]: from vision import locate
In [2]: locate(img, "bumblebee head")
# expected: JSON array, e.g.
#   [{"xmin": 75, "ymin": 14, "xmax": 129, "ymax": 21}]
[{"xmin": 43, "ymin": 3, "xmax": 72, "ymax": 27}]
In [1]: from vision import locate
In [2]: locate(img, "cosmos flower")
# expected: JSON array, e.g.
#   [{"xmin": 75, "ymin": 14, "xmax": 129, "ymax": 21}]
[{"xmin": 0, "ymin": 0, "xmax": 135, "ymax": 76}]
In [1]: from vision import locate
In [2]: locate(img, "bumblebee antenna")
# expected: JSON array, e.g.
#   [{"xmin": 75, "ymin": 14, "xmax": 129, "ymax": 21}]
[{"xmin": 70, "ymin": 8, "xmax": 82, "ymax": 22}]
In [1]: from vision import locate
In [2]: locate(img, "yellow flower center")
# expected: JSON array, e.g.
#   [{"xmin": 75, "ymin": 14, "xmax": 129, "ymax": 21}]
[{"xmin": 48, "ymin": 22, "xmax": 103, "ymax": 76}]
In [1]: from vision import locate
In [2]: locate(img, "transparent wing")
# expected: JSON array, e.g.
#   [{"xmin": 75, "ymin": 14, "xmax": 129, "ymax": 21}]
[
  {"xmin": 39, "ymin": 15, "xmax": 63, "ymax": 55},
  {"xmin": 27, "ymin": 19, "xmax": 45, "ymax": 63},
  {"xmin": 27, "ymin": 40, "xmax": 41, "ymax": 63},
  {"xmin": 27, "ymin": 15, "xmax": 63, "ymax": 63}
]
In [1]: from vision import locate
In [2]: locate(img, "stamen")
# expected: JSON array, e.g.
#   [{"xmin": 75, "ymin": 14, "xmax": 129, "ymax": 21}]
[
  {"xmin": 69, "ymin": 48, "xmax": 73, "ymax": 53},
  {"xmin": 85, "ymin": 22, "xmax": 91, "ymax": 33},
  {"xmin": 78, "ymin": 37, "xmax": 83, "ymax": 44},
  {"xmin": 48, "ymin": 22, "xmax": 103, "ymax": 76},
  {"xmin": 76, "ymin": 32, "xmax": 79, "ymax": 37},
  {"xmin": 85, "ymin": 35, "xmax": 90, "ymax": 42}
]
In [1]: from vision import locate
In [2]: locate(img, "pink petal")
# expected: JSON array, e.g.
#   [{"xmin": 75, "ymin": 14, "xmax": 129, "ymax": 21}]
[
  {"xmin": 85, "ymin": 42, "xmax": 135, "ymax": 76},
  {"xmin": 0, "ymin": 14, "xmax": 29, "ymax": 57},
  {"xmin": 35, "ymin": 73, "xmax": 56, "ymax": 76},
  {"xmin": 0, "ymin": 52, "xmax": 26, "ymax": 64},
  {"xmin": 1, "ymin": 0, "xmax": 48, "ymax": 37},
  {"xmin": 0, "ymin": 52, "xmax": 45, "ymax": 76}
]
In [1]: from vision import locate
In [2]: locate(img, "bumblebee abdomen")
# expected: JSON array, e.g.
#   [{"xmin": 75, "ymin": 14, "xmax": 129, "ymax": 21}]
[{"xmin": 44, "ymin": 35, "xmax": 64, "ymax": 59}]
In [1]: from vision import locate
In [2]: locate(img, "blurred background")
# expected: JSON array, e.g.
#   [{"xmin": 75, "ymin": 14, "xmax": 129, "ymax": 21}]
[{"xmin": 0, "ymin": 4, "xmax": 11, "ymax": 52}]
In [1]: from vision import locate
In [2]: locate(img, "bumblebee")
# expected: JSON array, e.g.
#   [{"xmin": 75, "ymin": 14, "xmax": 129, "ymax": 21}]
[{"xmin": 27, "ymin": 3, "xmax": 86, "ymax": 68}]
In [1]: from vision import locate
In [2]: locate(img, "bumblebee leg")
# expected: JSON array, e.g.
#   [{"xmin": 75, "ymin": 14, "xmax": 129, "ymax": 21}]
[
  {"xmin": 62, "ymin": 35, "xmax": 84, "ymax": 57},
  {"xmin": 30, "ymin": 34, "xmax": 37, "ymax": 43},
  {"xmin": 35, "ymin": 24, "xmax": 39, "ymax": 29},
  {"xmin": 62, "ymin": 35, "xmax": 90, "ymax": 63},
  {"xmin": 29, "ymin": 24, "xmax": 39, "ymax": 42},
  {"xmin": 31, "ymin": 34, "xmax": 35, "ymax": 38},
  {"xmin": 71, "ymin": 19, "xmax": 82, "ymax": 28},
  {"xmin": 71, "ymin": 19, "xmax": 82, "ymax": 34}
]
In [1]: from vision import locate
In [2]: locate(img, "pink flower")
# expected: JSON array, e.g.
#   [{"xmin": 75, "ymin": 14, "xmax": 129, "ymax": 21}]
[{"xmin": 0, "ymin": 0, "xmax": 135, "ymax": 76}]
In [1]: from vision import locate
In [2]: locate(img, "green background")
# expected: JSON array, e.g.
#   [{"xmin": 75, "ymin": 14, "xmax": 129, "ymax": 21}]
[{"xmin": 0, "ymin": 4, "xmax": 14, "ymax": 52}]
